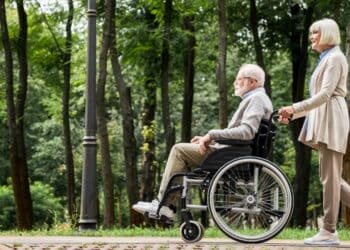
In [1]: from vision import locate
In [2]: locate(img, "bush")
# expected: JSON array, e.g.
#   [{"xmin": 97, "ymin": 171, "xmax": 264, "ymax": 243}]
[
  {"xmin": 0, "ymin": 185, "xmax": 16, "ymax": 230},
  {"xmin": 0, "ymin": 181, "xmax": 65, "ymax": 230}
]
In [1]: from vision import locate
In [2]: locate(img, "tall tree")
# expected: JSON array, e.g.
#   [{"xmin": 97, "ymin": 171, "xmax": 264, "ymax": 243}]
[
  {"xmin": 62, "ymin": 0, "xmax": 76, "ymax": 223},
  {"xmin": 217, "ymin": 0, "xmax": 228, "ymax": 128},
  {"xmin": 342, "ymin": 20, "xmax": 350, "ymax": 225},
  {"xmin": 181, "ymin": 11, "xmax": 196, "ymax": 142},
  {"xmin": 288, "ymin": 2, "xmax": 315, "ymax": 227},
  {"xmin": 248, "ymin": 0, "xmax": 271, "ymax": 96},
  {"xmin": 96, "ymin": 0, "xmax": 115, "ymax": 228},
  {"xmin": 36, "ymin": 0, "xmax": 77, "ymax": 222},
  {"xmin": 110, "ymin": 0, "xmax": 142, "ymax": 225},
  {"xmin": 139, "ymin": 9, "xmax": 158, "ymax": 202},
  {"xmin": 160, "ymin": 0, "xmax": 175, "ymax": 156},
  {"xmin": 0, "ymin": 0, "xmax": 33, "ymax": 229}
]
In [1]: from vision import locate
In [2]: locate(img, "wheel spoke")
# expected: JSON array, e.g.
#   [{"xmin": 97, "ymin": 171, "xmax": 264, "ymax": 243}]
[{"xmin": 208, "ymin": 157, "xmax": 293, "ymax": 243}]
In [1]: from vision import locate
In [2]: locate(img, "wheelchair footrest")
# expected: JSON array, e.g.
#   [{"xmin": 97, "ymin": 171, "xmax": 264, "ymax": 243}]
[{"xmin": 144, "ymin": 211, "xmax": 174, "ymax": 225}]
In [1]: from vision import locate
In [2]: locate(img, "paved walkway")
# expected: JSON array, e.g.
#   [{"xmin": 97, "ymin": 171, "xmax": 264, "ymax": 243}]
[{"xmin": 0, "ymin": 236, "xmax": 350, "ymax": 249}]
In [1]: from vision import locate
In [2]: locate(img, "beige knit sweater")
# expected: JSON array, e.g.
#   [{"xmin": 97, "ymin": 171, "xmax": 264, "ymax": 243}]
[{"xmin": 208, "ymin": 88, "xmax": 273, "ymax": 141}]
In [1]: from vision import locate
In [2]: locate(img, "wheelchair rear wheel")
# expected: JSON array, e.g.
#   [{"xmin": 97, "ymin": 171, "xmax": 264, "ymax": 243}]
[{"xmin": 207, "ymin": 156, "xmax": 293, "ymax": 243}]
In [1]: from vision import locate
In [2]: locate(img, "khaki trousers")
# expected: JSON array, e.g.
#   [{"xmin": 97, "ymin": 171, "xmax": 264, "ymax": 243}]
[
  {"xmin": 157, "ymin": 143, "xmax": 215, "ymax": 203},
  {"xmin": 319, "ymin": 143, "xmax": 350, "ymax": 232}
]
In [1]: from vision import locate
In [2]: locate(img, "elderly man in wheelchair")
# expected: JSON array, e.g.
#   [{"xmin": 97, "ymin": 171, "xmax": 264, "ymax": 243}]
[{"xmin": 133, "ymin": 64, "xmax": 293, "ymax": 243}]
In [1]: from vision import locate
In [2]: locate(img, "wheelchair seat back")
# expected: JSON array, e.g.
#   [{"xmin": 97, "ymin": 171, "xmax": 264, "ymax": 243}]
[
  {"xmin": 199, "ymin": 115, "xmax": 276, "ymax": 172},
  {"xmin": 252, "ymin": 117, "xmax": 276, "ymax": 158}
]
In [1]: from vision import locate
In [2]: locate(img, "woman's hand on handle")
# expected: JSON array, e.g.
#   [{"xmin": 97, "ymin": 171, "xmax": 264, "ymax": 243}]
[{"xmin": 278, "ymin": 106, "xmax": 294, "ymax": 124}]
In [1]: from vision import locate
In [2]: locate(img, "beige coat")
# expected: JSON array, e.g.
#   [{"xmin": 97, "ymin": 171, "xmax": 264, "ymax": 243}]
[{"xmin": 292, "ymin": 46, "xmax": 349, "ymax": 154}]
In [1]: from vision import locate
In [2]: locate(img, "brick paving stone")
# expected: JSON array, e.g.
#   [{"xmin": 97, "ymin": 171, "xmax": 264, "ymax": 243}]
[
  {"xmin": 2, "ymin": 243, "xmax": 350, "ymax": 250},
  {"xmin": 1, "ymin": 237, "xmax": 350, "ymax": 250}
]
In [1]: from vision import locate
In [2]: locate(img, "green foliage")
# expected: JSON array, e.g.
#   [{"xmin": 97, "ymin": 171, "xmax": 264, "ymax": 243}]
[
  {"xmin": 31, "ymin": 182, "xmax": 65, "ymax": 229},
  {"xmin": 0, "ymin": 182, "xmax": 64, "ymax": 230},
  {"xmin": 28, "ymin": 119, "xmax": 66, "ymax": 198},
  {"xmin": 1, "ymin": 0, "xmax": 349, "ymax": 230},
  {"xmin": 0, "ymin": 186, "xmax": 16, "ymax": 230}
]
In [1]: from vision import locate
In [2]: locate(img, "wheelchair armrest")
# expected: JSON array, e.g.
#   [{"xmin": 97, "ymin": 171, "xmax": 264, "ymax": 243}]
[{"xmin": 215, "ymin": 139, "xmax": 253, "ymax": 146}]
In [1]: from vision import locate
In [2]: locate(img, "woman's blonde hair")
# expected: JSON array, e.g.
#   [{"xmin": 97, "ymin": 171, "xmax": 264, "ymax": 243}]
[{"xmin": 309, "ymin": 18, "xmax": 341, "ymax": 45}]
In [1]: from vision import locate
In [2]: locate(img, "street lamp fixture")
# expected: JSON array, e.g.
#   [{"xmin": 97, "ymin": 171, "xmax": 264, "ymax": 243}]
[{"xmin": 79, "ymin": 0, "xmax": 98, "ymax": 231}]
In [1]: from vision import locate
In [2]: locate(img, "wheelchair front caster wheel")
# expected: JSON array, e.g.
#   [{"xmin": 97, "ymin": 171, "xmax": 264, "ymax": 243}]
[{"xmin": 180, "ymin": 220, "xmax": 204, "ymax": 243}]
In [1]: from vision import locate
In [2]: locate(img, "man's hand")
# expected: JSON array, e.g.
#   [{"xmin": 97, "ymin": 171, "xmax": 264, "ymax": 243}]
[
  {"xmin": 191, "ymin": 136, "xmax": 202, "ymax": 144},
  {"xmin": 199, "ymin": 134, "xmax": 211, "ymax": 155}
]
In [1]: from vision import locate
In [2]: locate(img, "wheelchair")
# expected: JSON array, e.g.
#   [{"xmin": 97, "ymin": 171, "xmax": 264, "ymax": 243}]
[{"xmin": 150, "ymin": 111, "xmax": 294, "ymax": 244}]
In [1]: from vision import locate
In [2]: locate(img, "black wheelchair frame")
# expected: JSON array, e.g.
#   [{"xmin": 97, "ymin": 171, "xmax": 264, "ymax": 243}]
[{"xmin": 151, "ymin": 111, "xmax": 294, "ymax": 243}]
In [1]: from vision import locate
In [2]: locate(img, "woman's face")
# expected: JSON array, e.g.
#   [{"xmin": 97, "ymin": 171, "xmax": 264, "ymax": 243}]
[
  {"xmin": 310, "ymin": 29, "xmax": 331, "ymax": 52},
  {"xmin": 310, "ymin": 30, "xmax": 322, "ymax": 52}
]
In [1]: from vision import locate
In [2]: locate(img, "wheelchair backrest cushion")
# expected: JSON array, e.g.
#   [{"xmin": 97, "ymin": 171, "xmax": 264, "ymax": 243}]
[{"xmin": 252, "ymin": 118, "xmax": 276, "ymax": 157}]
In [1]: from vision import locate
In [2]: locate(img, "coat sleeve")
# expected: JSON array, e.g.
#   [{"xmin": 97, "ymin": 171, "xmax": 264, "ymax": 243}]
[{"xmin": 292, "ymin": 54, "xmax": 342, "ymax": 114}]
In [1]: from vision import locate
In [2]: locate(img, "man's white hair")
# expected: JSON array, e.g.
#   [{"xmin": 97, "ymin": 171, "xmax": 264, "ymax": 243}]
[
  {"xmin": 309, "ymin": 18, "xmax": 341, "ymax": 46},
  {"xmin": 238, "ymin": 64, "xmax": 265, "ymax": 87}
]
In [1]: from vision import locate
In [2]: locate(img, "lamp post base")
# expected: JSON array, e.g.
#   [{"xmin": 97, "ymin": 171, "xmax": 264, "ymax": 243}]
[{"xmin": 79, "ymin": 219, "xmax": 97, "ymax": 231}]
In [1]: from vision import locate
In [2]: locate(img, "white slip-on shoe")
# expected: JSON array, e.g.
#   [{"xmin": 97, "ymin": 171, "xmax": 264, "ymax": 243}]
[
  {"xmin": 304, "ymin": 228, "xmax": 340, "ymax": 245},
  {"xmin": 132, "ymin": 201, "xmax": 152, "ymax": 214},
  {"xmin": 132, "ymin": 199, "xmax": 174, "ymax": 219},
  {"xmin": 157, "ymin": 205, "xmax": 175, "ymax": 219},
  {"xmin": 136, "ymin": 200, "xmax": 158, "ymax": 206}
]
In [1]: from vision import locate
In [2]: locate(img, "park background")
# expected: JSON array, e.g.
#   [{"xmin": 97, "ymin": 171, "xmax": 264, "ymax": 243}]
[{"xmin": 0, "ymin": 0, "xmax": 350, "ymax": 233}]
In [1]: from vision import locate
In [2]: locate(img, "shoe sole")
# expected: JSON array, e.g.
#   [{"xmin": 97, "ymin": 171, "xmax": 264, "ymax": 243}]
[
  {"xmin": 304, "ymin": 241, "xmax": 340, "ymax": 245},
  {"xmin": 133, "ymin": 205, "xmax": 174, "ymax": 220}
]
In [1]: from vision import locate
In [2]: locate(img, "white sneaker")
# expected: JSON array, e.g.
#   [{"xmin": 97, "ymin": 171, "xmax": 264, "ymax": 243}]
[
  {"xmin": 132, "ymin": 199, "xmax": 175, "ymax": 219},
  {"xmin": 132, "ymin": 201, "xmax": 153, "ymax": 214},
  {"xmin": 304, "ymin": 228, "xmax": 340, "ymax": 245}
]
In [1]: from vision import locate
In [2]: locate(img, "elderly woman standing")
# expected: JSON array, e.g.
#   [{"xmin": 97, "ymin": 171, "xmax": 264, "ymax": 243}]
[{"xmin": 279, "ymin": 18, "xmax": 350, "ymax": 245}]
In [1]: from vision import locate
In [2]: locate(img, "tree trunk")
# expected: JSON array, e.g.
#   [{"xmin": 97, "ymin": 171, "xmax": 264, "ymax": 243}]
[
  {"xmin": 0, "ymin": 0, "xmax": 33, "ymax": 230},
  {"xmin": 342, "ymin": 22, "xmax": 350, "ymax": 225},
  {"xmin": 289, "ymin": 3, "xmax": 314, "ymax": 227},
  {"xmin": 16, "ymin": 0, "xmax": 33, "ymax": 230},
  {"xmin": 160, "ymin": 0, "xmax": 175, "ymax": 156},
  {"xmin": 62, "ymin": 0, "xmax": 76, "ymax": 224},
  {"xmin": 249, "ymin": 0, "xmax": 271, "ymax": 97},
  {"xmin": 181, "ymin": 14, "xmax": 196, "ymax": 142},
  {"xmin": 110, "ymin": 0, "xmax": 142, "ymax": 225},
  {"xmin": 139, "ymin": 10, "xmax": 158, "ymax": 203},
  {"xmin": 217, "ymin": 0, "xmax": 228, "ymax": 128},
  {"xmin": 96, "ymin": 0, "xmax": 115, "ymax": 228},
  {"xmin": 37, "ymin": 0, "xmax": 77, "ymax": 224}
]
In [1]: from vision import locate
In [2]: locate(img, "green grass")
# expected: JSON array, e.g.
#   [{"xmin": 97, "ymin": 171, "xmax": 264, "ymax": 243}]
[{"xmin": 1, "ymin": 226, "xmax": 350, "ymax": 241}]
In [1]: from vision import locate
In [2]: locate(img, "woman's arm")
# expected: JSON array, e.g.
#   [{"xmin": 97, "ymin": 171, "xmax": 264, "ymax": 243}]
[{"xmin": 292, "ymin": 55, "xmax": 342, "ymax": 113}]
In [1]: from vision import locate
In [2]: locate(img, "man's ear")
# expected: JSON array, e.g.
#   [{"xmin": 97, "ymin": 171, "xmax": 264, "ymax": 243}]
[{"xmin": 248, "ymin": 79, "xmax": 256, "ymax": 88}]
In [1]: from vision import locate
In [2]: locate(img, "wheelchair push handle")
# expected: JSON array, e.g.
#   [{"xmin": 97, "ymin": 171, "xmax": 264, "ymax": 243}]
[{"xmin": 270, "ymin": 110, "xmax": 280, "ymax": 123}]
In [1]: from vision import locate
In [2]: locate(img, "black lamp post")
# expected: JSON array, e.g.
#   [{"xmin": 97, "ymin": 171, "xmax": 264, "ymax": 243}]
[{"xmin": 79, "ymin": 0, "xmax": 97, "ymax": 231}]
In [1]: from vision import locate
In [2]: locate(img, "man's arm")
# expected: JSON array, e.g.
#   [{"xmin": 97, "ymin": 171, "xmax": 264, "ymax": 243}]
[{"xmin": 208, "ymin": 95, "xmax": 271, "ymax": 141}]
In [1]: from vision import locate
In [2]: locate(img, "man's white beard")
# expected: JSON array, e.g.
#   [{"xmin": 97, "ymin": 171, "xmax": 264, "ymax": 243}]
[{"xmin": 234, "ymin": 84, "xmax": 249, "ymax": 97}]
